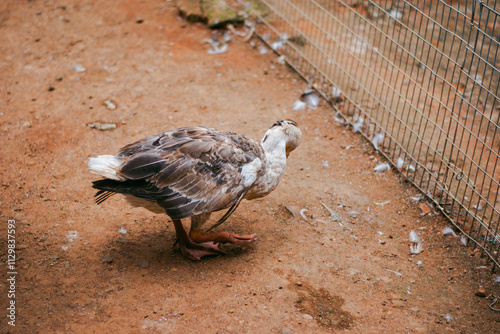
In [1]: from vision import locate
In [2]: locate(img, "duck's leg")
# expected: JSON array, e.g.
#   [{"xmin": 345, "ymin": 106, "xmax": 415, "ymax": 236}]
[
  {"xmin": 172, "ymin": 219, "xmax": 225, "ymax": 260},
  {"xmin": 189, "ymin": 213, "xmax": 257, "ymax": 245}
]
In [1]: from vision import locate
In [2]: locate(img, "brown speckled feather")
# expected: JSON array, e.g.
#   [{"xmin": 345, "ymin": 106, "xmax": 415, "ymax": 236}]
[{"xmin": 93, "ymin": 126, "xmax": 266, "ymax": 220}]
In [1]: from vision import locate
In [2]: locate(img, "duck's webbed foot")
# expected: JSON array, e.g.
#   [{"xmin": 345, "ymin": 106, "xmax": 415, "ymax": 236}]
[
  {"xmin": 189, "ymin": 229, "xmax": 257, "ymax": 245},
  {"xmin": 178, "ymin": 239, "xmax": 226, "ymax": 261},
  {"xmin": 172, "ymin": 219, "xmax": 225, "ymax": 260}
]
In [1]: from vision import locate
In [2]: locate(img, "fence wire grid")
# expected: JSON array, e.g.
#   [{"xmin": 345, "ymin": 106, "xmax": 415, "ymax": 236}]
[{"xmin": 240, "ymin": 0, "xmax": 500, "ymax": 270}]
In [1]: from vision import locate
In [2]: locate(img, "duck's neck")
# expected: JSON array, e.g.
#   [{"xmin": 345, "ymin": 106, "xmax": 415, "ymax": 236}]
[
  {"xmin": 262, "ymin": 135, "xmax": 287, "ymax": 175},
  {"xmin": 247, "ymin": 133, "xmax": 288, "ymax": 199}
]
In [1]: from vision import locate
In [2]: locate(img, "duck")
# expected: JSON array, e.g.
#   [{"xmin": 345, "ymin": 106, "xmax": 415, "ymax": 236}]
[{"xmin": 88, "ymin": 120, "xmax": 302, "ymax": 260}]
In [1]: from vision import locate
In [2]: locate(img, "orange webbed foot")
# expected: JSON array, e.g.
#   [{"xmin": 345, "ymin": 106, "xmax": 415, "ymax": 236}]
[{"xmin": 189, "ymin": 229, "xmax": 257, "ymax": 245}]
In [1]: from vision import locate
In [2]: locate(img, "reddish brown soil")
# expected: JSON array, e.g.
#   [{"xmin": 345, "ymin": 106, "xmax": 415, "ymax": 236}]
[{"xmin": 0, "ymin": 1, "xmax": 499, "ymax": 333}]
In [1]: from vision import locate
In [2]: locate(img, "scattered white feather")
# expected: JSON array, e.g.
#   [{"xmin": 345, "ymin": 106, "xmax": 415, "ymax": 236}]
[
  {"xmin": 299, "ymin": 208, "xmax": 309, "ymax": 220},
  {"xmin": 277, "ymin": 55, "xmax": 286, "ymax": 64},
  {"xmin": 407, "ymin": 285, "xmax": 412, "ymax": 294},
  {"xmin": 301, "ymin": 91, "xmax": 319, "ymax": 109},
  {"xmin": 293, "ymin": 99, "xmax": 307, "ymax": 111},
  {"xmin": 374, "ymin": 162, "xmax": 390, "ymax": 172},
  {"xmin": 444, "ymin": 314, "xmax": 453, "ymax": 323},
  {"xmin": 460, "ymin": 234, "xmax": 468, "ymax": 246},
  {"xmin": 416, "ymin": 260, "xmax": 423, "ymax": 267},
  {"xmin": 409, "ymin": 230, "xmax": 423, "ymax": 254},
  {"xmin": 410, "ymin": 242, "xmax": 423, "ymax": 254},
  {"xmin": 396, "ymin": 157, "xmax": 404, "ymax": 169},
  {"xmin": 119, "ymin": 227, "xmax": 127, "ymax": 235},
  {"xmin": 258, "ymin": 45, "xmax": 268, "ymax": 54},
  {"xmin": 372, "ymin": 133, "xmax": 385, "ymax": 150},
  {"xmin": 207, "ymin": 43, "xmax": 228, "ymax": 54},
  {"xmin": 62, "ymin": 246, "xmax": 68, "ymax": 251},
  {"xmin": 389, "ymin": 8, "xmax": 403, "ymax": 20},
  {"xmin": 442, "ymin": 227, "xmax": 457, "ymax": 237},
  {"xmin": 321, "ymin": 202, "xmax": 343, "ymax": 223},
  {"xmin": 333, "ymin": 111, "xmax": 345, "ymax": 124},
  {"xmin": 494, "ymin": 275, "xmax": 500, "ymax": 284},
  {"xmin": 411, "ymin": 194, "xmax": 422, "ymax": 202},
  {"xmin": 472, "ymin": 201, "xmax": 484, "ymax": 210},
  {"xmin": 67, "ymin": 231, "xmax": 79, "ymax": 242},
  {"xmin": 352, "ymin": 116, "xmax": 364, "ymax": 134},
  {"xmin": 271, "ymin": 40, "xmax": 284, "ymax": 50},
  {"xmin": 205, "ymin": 37, "xmax": 229, "ymax": 54},
  {"xmin": 271, "ymin": 34, "xmax": 288, "ymax": 50},
  {"xmin": 409, "ymin": 230, "xmax": 421, "ymax": 243},
  {"xmin": 473, "ymin": 74, "xmax": 483, "ymax": 85},
  {"xmin": 406, "ymin": 164, "xmax": 416, "ymax": 172},
  {"xmin": 73, "ymin": 63, "xmax": 86, "ymax": 72},
  {"xmin": 385, "ymin": 268, "xmax": 403, "ymax": 276},
  {"xmin": 322, "ymin": 161, "xmax": 329, "ymax": 167},
  {"xmin": 221, "ymin": 33, "xmax": 231, "ymax": 44},
  {"xmin": 375, "ymin": 200, "xmax": 391, "ymax": 206},
  {"xmin": 291, "ymin": 92, "xmax": 315, "ymax": 112},
  {"xmin": 331, "ymin": 87, "xmax": 342, "ymax": 98}
]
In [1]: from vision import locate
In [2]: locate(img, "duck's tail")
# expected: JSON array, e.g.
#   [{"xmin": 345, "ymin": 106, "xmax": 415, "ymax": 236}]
[{"xmin": 88, "ymin": 155, "xmax": 123, "ymax": 180}]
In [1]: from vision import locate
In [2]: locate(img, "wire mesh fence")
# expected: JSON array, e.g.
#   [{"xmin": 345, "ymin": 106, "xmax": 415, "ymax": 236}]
[{"xmin": 240, "ymin": 0, "xmax": 500, "ymax": 270}]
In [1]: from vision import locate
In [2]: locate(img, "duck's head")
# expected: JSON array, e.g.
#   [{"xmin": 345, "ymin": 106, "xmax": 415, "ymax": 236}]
[{"xmin": 262, "ymin": 120, "xmax": 302, "ymax": 157}]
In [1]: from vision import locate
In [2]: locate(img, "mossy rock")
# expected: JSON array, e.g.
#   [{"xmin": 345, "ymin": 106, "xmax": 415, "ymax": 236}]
[
  {"xmin": 177, "ymin": 0, "xmax": 246, "ymax": 27},
  {"xmin": 246, "ymin": 0, "xmax": 270, "ymax": 18}
]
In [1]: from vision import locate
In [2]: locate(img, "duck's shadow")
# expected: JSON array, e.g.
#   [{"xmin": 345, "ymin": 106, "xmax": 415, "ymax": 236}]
[{"xmin": 100, "ymin": 227, "xmax": 256, "ymax": 272}]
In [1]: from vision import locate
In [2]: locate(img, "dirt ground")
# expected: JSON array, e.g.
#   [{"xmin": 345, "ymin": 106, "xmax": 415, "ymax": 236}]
[{"xmin": 1, "ymin": 1, "xmax": 499, "ymax": 333}]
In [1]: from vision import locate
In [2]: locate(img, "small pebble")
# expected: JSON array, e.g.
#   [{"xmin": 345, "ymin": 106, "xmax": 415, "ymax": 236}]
[
  {"xmin": 73, "ymin": 63, "xmax": 86, "ymax": 72},
  {"xmin": 475, "ymin": 286, "xmax": 487, "ymax": 297},
  {"xmin": 87, "ymin": 122, "xmax": 117, "ymax": 131},
  {"xmin": 102, "ymin": 254, "xmax": 113, "ymax": 263},
  {"xmin": 419, "ymin": 203, "xmax": 431, "ymax": 215},
  {"xmin": 104, "ymin": 100, "xmax": 116, "ymax": 110}
]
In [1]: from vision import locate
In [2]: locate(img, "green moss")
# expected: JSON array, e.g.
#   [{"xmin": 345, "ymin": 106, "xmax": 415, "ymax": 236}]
[
  {"xmin": 201, "ymin": 0, "xmax": 244, "ymax": 27},
  {"xmin": 247, "ymin": 0, "xmax": 270, "ymax": 17}
]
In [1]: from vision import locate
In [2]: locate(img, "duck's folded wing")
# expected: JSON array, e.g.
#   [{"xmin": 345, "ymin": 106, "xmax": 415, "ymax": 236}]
[{"xmin": 94, "ymin": 127, "xmax": 265, "ymax": 219}]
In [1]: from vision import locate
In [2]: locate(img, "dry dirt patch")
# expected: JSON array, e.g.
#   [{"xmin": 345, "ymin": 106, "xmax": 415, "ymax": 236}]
[{"xmin": 0, "ymin": 1, "xmax": 499, "ymax": 333}]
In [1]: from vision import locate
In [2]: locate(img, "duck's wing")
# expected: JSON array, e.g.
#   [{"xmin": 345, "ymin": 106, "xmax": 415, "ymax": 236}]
[{"xmin": 93, "ymin": 126, "xmax": 265, "ymax": 220}]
